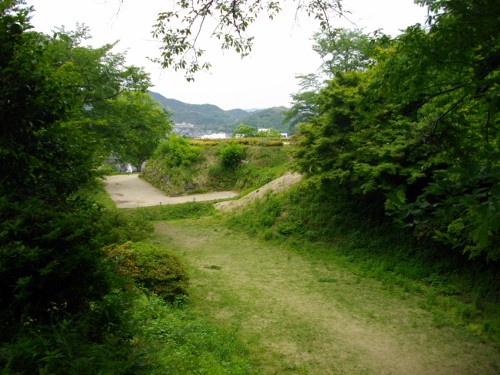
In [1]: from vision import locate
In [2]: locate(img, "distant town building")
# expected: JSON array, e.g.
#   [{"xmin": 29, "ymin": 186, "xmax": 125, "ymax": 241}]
[
  {"xmin": 173, "ymin": 122, "xmax": 196, "ymax": 137},
  {"xmin": 201, "ymin": 133, "xmax": 229, "ymax": 139}
]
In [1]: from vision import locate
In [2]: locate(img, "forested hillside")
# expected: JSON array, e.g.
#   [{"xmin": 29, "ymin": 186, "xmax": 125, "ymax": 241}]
[{"xmin": 149, "ymin": 91, "xmax": 290, "ymax": 133}]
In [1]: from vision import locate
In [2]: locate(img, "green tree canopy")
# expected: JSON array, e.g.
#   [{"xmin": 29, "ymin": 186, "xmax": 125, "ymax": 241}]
[
  {"xmin": 233, "ymin": 123, "xmax": 257, "ymax": 138},
  {"xmin": 152, "ymin": 0, "xmax": 344, "ymax": 80},
  {"xmin": 92, "ymin": 91, "xmax": 172, "ymax": 170},
  {"xmin": 0, "ymin": 0, "xmax": 158, "ymax": 337},
  {"xmin": 292, "ymin": 0, "xmax": 500, "ymax": 260},
  {"xmin": 313, "ymin": 27, "xmax": 376, "ymax": 76},
  {"xmin": 286, "ymin": 27, "xmax": 381, "ymax": 133}
]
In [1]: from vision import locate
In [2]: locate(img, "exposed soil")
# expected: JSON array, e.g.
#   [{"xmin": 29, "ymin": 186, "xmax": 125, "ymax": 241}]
[
  {"xmin": 104, "ymin": 173, "xmax": 238, "ymax": 208},
  {"xmin": 214, "ymin": 172, "xmax": 302, "ymax": 212}
]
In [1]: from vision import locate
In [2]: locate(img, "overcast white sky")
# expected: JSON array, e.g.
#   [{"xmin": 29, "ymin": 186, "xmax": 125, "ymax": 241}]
[{"xmin": 27, "ymin": 0, "xmax": 428, "ymax": 110}]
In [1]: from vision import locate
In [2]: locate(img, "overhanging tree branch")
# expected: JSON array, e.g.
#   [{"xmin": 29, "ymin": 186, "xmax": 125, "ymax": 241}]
[{"xmin": 151, "ymin": 0, "xmax": 343, "ymax": 80}]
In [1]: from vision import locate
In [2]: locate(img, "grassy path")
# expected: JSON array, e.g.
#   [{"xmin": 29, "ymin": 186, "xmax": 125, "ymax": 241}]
[{"xmin": 153, "ymin": 217, "xmax": 499, "ymax": 374}]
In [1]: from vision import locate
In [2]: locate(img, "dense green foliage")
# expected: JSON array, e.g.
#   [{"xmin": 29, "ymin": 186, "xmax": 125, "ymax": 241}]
[
  {"xmin": 1, "ymin": 2, "xmax": 241, "ymax": 373},
  {"xmin": 233, "ymin": 123, "xmax": 258, "ymax": 137},
  {"xmin": 150, "ymin": 91, "xmax": 290, "ymax": 133},
  {"xmin": 0, "ymin": 0, "xmax": 139, "ymax": 336},
  {"xmin": 219, "ymin": 142, "xmax": 246, "ymax": 169},
  {"xmin": 93, "ymin": 91, "xmax": 172, "ymax": 170},
  {"xmin": 0, "ymin": 0, "xmax": 172, "ymax": 329},
  {"xmin": 153, "ymin": 133, "xmax": 203, "ymax": 168},
  {"xmin": 292, "ymin": 0, "xmax": 500, "ymax": 260}
]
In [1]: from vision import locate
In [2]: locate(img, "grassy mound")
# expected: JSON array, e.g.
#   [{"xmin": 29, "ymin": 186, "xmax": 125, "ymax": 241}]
[{"xmin": 141, "ymin": 137, "xmax": 293, "ymax": 196}]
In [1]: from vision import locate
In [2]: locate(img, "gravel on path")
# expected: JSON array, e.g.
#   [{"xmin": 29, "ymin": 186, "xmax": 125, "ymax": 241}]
[{"xmin": 104, "ymin": 174, "xmax": 238, "ymax": 208}]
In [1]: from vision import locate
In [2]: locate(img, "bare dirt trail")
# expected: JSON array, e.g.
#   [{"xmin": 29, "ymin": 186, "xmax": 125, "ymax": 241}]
[
  {"xmin": 154, "ymin": 219, "xmax": 500, "ymax": 375},
  {"xmin": 104, "ymin": 173, "xmax": 237, "ymax": 208}
]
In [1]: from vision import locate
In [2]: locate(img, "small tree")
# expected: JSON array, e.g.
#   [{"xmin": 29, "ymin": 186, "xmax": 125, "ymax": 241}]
[{"xmin": 232, "ymin": 123, "xmax": 256, "ymax": 138}]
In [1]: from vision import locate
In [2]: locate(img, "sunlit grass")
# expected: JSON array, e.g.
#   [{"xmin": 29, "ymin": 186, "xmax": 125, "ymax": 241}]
[{"xmin": 153, "ymin": 217, "xmax": 500, "ymax": 374}]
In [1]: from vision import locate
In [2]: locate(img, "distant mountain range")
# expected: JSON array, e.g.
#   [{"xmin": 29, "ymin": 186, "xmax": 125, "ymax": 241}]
[{"xmin": 149, "ymin": 91, "xmax": 290, "ymax": 134}]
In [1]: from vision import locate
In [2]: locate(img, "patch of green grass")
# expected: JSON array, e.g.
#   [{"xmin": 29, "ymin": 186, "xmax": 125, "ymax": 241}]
[
  {"xmin": 154, "ymin": 217, "xmax": 500, "ymax": 374},
  {"xmin": 223, "ymin": 184, "xmax": 500, "ymax": 346},
  {"xmin": 129, "ymin": 293, "xmax": 256, "ymax": 374},
  {"xmin": 0, "ymin": 289, "xmax": 255, "ymax": 375},
  {"xmin": 127, "ymin": 201, "xmax": 216, "ymax": 221}
]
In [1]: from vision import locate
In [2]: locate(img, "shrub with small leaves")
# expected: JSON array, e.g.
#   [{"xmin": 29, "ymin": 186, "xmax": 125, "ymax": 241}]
[
  {"xmin": 219, "ymin": 142, "xmax": 246, "ymax": 169},
  {"xmin": 105, "ymin": 242, "xmax": 189, "ymax": 302}
]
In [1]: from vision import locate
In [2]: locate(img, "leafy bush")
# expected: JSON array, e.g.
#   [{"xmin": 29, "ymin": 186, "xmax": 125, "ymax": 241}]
[
  {"xmin": 219, "ymin": 142, "xmax": 246, "ymax": 169},
  {"xmin": 95, "ymin": 208, "xmax": 155, "ymax": 245},
  {"xmin": 154, "ymin": 133, "xmax": 202, "ymax": 168},
  {"xmin": 105, "ymin": 242, "xmax": 189, "ymax": 301},
  {"xmin": 0, "ymin": 197, "xmax": 112, "ymax": 338},
  {"xmin": 386, "ymin": 151, "xmax": 500, "ymax": 260}
]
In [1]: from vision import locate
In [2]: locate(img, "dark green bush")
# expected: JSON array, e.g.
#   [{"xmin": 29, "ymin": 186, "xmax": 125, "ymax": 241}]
[
  {"xmin": 95, "ymin": 208, "xmax": 154, "ymax": 245},
  {"xmin": 0, "ymin": 197, "xmax": 112, "ymax": 339},
  {"xmin": 105, "ymin": 242, "xmax": 189, "ymax": 301},
  {"xmin": 219, "ymin": 142, "xmax": 246, "ymax": 169}
]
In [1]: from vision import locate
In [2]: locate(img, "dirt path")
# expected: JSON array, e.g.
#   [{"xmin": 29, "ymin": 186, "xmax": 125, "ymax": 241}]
[
  {"xmin": 154, "ymin": 218, "xmax": 499, "ymax": 375},
  {"xmin": 104, "ymin": 174, "xmax": 237, "ymax": 208}
]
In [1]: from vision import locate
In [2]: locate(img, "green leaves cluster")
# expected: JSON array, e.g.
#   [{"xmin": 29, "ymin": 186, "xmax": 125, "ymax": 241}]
[
  {"xmin": 152, "ymin": 0, "xmax": 342, "ymax": 80},
  {"xmin": 105, "ymin": 242, "xmax": 189, "ymax": 302},
  {"xmin": 0, "ymin": 0, "xmax": 165, "ymax": 340},
  {"xmin": 219, "ymin": 142, "xmax": 246, "ymax": 169},
  {"xmin": 293, "ymin": 0, "xmax": 500, "ymax": 260},
  {"xmin": 153, "ymin": 133, "xmax": 203, "ymax": 168},
  {"xmin": 93, "ymin": 91, "xmax": 172, "ymax": 171}
]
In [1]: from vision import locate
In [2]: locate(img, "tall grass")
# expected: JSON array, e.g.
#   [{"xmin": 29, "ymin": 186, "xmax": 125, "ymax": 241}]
[{"xmin": 0, "ymin": 288, "xmax": 256, "ymax": 374}]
